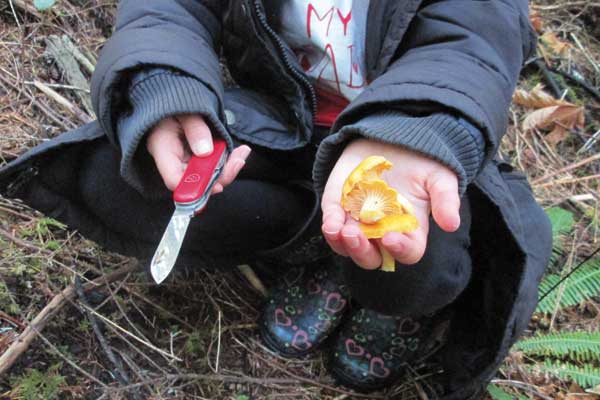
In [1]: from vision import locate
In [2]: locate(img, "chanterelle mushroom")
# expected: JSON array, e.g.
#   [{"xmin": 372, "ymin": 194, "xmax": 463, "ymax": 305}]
[{"xmin": 341, "ymin": 156, "xmax": 418, "ymax": 272}]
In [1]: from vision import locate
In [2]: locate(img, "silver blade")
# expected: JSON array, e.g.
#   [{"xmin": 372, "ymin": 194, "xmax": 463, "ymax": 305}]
[{"xmin": 150, "ymin": 209, "xmax": 192, "ymax": 284}]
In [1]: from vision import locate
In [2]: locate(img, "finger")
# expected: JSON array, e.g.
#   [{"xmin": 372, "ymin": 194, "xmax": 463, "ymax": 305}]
[
  {"xmin": 178, "ymin": 114, "xmax": 214, "ymax": 156},
  {"xmin": 217, "ymin": 145, "xmax": 252, "ymax": 187},
  {"xmin": 322, "ymin": 203, "xmax": 348, "ymax": 256},
  {"xmin": 426, "ymin": 170, "xmax": 461, "ymax": 232},
  {"xmin": 341, "ymin": 222, "xmax": 381, "ymax": 269},
  {"xmin": 381, "ymin": 230, "xmax": 427, "ymax": 265},
  {"xmin": 147, "ymin": 122, "xmax": 187, "ymax": 190},
  {"xmin": 211, "ymin": 183, "xmax": 224, "ymax": 194}
]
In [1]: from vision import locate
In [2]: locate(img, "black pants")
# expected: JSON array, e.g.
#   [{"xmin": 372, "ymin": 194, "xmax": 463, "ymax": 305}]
[{"xmin": 52, "ymin": 138, "xmax": 473, "ymax": 318}]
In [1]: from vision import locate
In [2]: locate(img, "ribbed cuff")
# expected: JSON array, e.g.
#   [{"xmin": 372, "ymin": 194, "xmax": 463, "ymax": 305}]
[
  {"xmin": 116, "ymin": 69, "xmax": 233, "ymax": 197},
  {"xmin": 313, "ymin": 112, "xmax": 484, "ymax": 195}
]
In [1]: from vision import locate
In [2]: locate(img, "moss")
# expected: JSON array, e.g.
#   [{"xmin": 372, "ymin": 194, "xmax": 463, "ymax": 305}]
[{"xmin": 11, "ymin": 363, "xmax": 66, "ymax": 400}]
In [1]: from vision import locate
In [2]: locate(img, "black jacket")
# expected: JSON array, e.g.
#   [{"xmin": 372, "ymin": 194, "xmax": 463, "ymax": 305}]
[
  {"xmin": 91, "ymin": 0, "xmax": 536, "ymax": 196},
  {"xmin": 0, "ymin": 1, "xmax": 551, "ymax": 398}
]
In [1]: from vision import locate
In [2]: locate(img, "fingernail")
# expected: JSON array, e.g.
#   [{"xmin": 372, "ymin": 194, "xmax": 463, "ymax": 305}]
[
  {"xmin": 454, "ymin": 216, "xmax": 461, "ymax": 231},
  {"xmin": 344, "ymin": 235, "xmax": 360, "ymax": 249},
  {"xmin": 238, "ymin": 146, "xmax": 252, "ymax": 161},
  {"xmin": 192, "ymin": 140, "xmax": 213, "ymax": 156},
  {"xmin": 213, "ymin": 185, "xmax": 223, "ymax": 194}
]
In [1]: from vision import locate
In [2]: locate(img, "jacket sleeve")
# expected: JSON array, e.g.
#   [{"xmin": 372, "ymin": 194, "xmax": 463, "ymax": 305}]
[
  {"xmin": 90, "ymin": 0, "xmax": 233, "ymax": 195},
  {"xmin": 313, "ymin": 0, "xmax": 536, "ymax": 194}
]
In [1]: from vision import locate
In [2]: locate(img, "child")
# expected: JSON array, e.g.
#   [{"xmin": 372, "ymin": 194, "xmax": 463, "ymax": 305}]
[{"xmin": 0, "ymin": 0, "xmax": 552, "ymax": 397}]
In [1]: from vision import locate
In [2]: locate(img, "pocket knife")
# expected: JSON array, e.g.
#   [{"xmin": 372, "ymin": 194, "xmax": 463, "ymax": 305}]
[{"xmin": 150, "ymin": 139, "xmax": 228, "ymax": 284}]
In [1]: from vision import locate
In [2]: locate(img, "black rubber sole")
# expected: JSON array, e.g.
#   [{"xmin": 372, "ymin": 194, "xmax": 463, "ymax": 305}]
[
  {"xmin": 258, "ymin": 320, "xmax": 320, "ymax": 359},
  {"xmin": 328, "ymin": 363, "xmax": 393, "ymax": 393}
]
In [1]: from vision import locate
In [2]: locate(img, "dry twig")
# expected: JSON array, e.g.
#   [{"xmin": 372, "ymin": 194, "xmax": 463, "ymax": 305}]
[
  {"xmin": 31, "ymin": 80, "xmax": 91, "ymax": 124},
  {"xmin": 0, "ymin": 261, "xmax": 140, "ymax": 376}
]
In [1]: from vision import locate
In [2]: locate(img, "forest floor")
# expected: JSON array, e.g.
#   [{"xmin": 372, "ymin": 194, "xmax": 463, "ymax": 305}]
[{"xmin": 0, "ymin": 1, "xmax": 598, "ymax": 399}]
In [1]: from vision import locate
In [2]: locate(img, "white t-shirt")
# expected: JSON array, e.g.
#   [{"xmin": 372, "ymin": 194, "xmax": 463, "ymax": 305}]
[{"xmin": 275, "ymin": 0, "xmax": 370, "ymax": 101}]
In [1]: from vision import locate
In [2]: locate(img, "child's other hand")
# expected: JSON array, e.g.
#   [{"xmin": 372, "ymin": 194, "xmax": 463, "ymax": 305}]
[
  {"xmin": 321, "ymin": 139, "xmax": 460, "ymax": 268},
  {"xmin": 146, "ymin": 115, "xmax": 251, "ymax": 193}
]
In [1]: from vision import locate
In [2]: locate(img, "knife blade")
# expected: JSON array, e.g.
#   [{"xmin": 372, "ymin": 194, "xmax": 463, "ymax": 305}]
[{"xmin": 150, "ymin": 139, "xmax": 228, "ymax": 284}]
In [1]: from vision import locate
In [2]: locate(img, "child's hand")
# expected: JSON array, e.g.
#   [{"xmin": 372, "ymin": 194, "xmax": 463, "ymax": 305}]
[
  {"xmin": 146, "ymin": 115, "xmax": 251, "ymax": 192},
  {"xmin": 321, "ymin": 139, "xmax": 460, "ymax": 268}
]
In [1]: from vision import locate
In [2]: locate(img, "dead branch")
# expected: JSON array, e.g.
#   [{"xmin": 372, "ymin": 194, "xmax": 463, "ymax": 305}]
[
  {"xmin": 46, "ymin": 35, "xmax": 95, "ymax": 75},
  {"xmin": 532, "ymin": 153, "xmax": 600, "ymax": 185},
  {"xmin": 74, "ymin": 277, "xmax": 132, "ymax": 387},
  {"xmin": 44, "ymin": 35, "xmax": 94, "ymax": 116},
  {"xmin": 106, "ymin": 373, "xmax": 303, "ymax": 394},
  {"xmin": 32, "ymin": 80, "xmax": 91, "ymax": 124},
  {"xmin": 0, "ymin": 261, "xmax": 140, "ymax": 377},
  {"xmin": 0, "ymin": 72, "xmax": 77, "ymax": 131},
  {"xmin": 9, "ymin": 0, "xmax": 42, "ymax": 18}
]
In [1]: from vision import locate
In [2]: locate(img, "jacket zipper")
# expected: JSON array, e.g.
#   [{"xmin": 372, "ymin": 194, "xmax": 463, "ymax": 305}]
[{"xmin": 252, "ymin": 0, "xmax": 317, "ymax": 117}]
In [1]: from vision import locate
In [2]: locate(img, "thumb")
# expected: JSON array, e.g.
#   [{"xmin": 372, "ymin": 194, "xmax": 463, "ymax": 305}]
[
  {"xmin": 426, "ymin": 169, "xmax": 461, "ymax": 232},
  {"xmin": 178, "ymin": 114, "xmax": 214, "ymax": 156}
]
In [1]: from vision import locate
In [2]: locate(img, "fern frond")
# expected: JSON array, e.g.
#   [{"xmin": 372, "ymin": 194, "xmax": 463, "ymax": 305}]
[
  {"xmin": 536, "ymin": 260, "xmax": 600, "ymax": 314},
  {"xmin": 513, "ymin": 331, "xmax": 600, "ymax": 361},
  {"xmin": 487, "ymin": 384, "xmax": 528, "ymax": 400},
  {"xmin": 546, "ymin": 207, "xmax": 575, "ymax": 241},
  {"xmin": 537, "ymin": 360, "xmax": 600, "ymax": 388},
  {"xmin": 487, "ymin": 384, "xmax": 521, "ymax": 400},
  {"xmin": 545, "ymin": 207, "xmax": 574, "ymax": 265}
]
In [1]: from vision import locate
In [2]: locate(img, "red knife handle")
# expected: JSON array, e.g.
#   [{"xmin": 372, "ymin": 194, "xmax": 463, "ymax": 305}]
[{"xmin": 173, "ymin": 139, "xmax": 227, "ymax": 204}]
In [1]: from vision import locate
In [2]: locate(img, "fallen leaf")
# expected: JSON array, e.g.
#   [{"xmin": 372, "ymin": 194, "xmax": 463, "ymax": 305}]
[
  {"xmin": 514, "ymin": 84, "xmax": 584, "ymax": 145},
  {"xmin": 540, "ymin": 32, "xmax": 572, "ymax": 58},
  {"xmin": 568, "ymin": 381, "xmax": 585, "ymax": 394},
  {"xmin": 545, "ymin": 126, "xmax": 569, "ymax": 145},
  {"xmin": 513, "ymin": 84, "xmax": 569, "ymax": 109},
  {"xmin": 522, "ymin": 104, "xmax": 585, "ymax": 144},
  {"xmin": 530, "ymin": 11, "xmax": 544, "ymax": 34},
  {"xmin": 586, "ymin": 384, "xmax": 600, "ymax": 395}
]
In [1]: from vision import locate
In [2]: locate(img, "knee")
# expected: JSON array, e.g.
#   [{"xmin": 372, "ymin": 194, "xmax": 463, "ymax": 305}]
[
  {"xmin": 343, "ymin": 244, "xmax": 472, "ymax": 316},
  {"xmin": 343, "ymin": 199, "xmax": 473, "ymax": 317}
]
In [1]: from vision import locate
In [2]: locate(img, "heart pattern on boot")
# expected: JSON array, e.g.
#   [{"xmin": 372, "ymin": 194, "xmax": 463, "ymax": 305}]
[
  {"xmin": 274, "ymin": 308, "xmax": 292, "ymax": 326},
  {"xmin": 330, "ymin": 308, "xmax": 437, "ymax": 391},
  {"xmin": 324, "ymin": 292, "xmax": 347, "ymax": 313},
  {"xmin": 291, "ymin": 329, "xmax": 312, "ymax": 351},
  {"xmin": 260, "ymin": 263, "xmax": 349, "ymax": 357},
  {"xmin": 345, "ymin": 339, "xmax": 365, "ymax": 356},
  {"xmin": 369, "ymin": 357, "xmax": 391, "ymax": 378}
]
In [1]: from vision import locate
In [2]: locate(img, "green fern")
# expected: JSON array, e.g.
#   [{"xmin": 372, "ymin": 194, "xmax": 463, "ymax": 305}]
[
  {"xmin": 536, "ymin": 259, "xmax": 600, "ymax": 314},
  {"xmin": 537, "ymin": 360, "xmax": 600, "ymax": 388},
  {"xmin": 487, "ymin": 384, "xmax": 527, "ymax": 400},
  {"xmin": 513, "ymin": 331, "xmax": 600, "ymax": 361},
  {"xmin": 546, "ymin": 207, "xmax": 575, "ymax": 241},
  {"xmin": 546, "ymin": 206, "xmax": 575, "ymax": 265}
]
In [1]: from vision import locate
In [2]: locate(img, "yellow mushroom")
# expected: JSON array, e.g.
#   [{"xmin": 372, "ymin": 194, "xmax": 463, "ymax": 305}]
[
  {"xmin": 340, "ymin": 156, "xmax": 419, "ymax": 272},
  {"xmin": 360, "ymin": 213, "xmax": 419, "ymax": 272},
  {"xmin": 360, "ymin": 214, "xmax": 420, "ymax": 239},
  {"xmin": 344, "ymin": 180, "xmax": 402, "ymax": 223},
  {"xmin": 341, "ymin": 156, "xmax": 392, "ymax": 201}
]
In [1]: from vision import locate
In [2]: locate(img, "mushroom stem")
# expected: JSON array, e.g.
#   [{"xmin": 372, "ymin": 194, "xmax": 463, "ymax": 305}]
[{"xmin": 377, "ymin": 243, "xmax": 396, "ymax": 272}]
